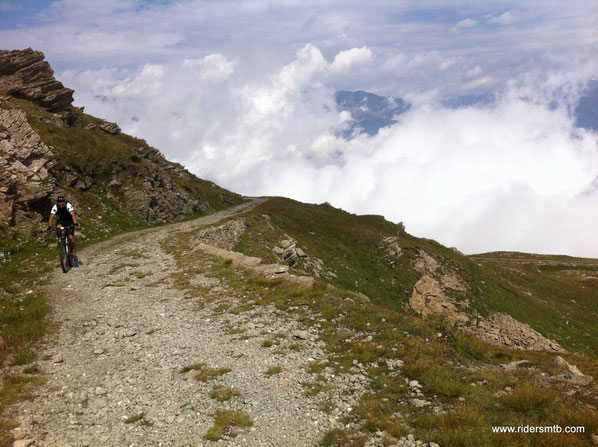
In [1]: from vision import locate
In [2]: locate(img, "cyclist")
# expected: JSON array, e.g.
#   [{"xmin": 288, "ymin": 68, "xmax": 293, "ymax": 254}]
[{"xmin": 47, "ymin": 196, "xmax": 80, "ymax": 267}]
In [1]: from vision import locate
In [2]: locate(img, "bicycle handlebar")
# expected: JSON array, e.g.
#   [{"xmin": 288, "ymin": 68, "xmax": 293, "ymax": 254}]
[{"xmin": 46, "ymin": 225, "xmax": 77, "ymax": 233}]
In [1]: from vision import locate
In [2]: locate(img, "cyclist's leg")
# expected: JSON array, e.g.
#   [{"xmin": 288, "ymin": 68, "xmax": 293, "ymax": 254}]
[{"xmin": 68, "ymin": 234, "xmax": 76, "ymax": 255}]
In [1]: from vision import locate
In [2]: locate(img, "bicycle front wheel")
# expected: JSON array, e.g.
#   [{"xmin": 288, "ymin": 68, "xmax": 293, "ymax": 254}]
[{"xmin": 58, "ymin": 239, "xmax": 69, "ymax": 273}]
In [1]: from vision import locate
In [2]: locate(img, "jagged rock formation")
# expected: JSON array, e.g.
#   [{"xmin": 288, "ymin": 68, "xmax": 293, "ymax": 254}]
[
  {"xmin": 409, "ymin": 249, "xmax": 470, "ymax": 324},
  {"xmin": 409, "ymin": 275, "xmax": 469, "ymax": 324},
  {"xmin": 84, "ymin": 121, "xmax": 122, "ymax": 134},
  {"xmin": 105, "ymin": 158, "xmax": 205, "ymax": 222},
  {"xmin": 408, "ymin": 248, "xmax": 564, "ymax": 352},
  {"xmin": 273, "ymin": 238, "xmax": 306, "ymax": 267},
  {"xmin": 378, "ymin": 236, "xmax": 402, "ymax": 266},
  {"xmin": 272, "ymin": 237, "xmax": 337, "ymax": 280},
  {"xmin": 0, "ymin": 48, "xmax": 73, "ymax": 114},
  {"xmin": 0, "ymin": 108, "xmax": 55, "ymax": 234},
  {"xmin": 413, "ymin": 249, "xmax": 439, "ymax": 273}
]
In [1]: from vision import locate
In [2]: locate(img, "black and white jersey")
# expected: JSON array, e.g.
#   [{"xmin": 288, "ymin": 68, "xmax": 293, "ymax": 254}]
[{"xmin": 51, "ymin": 202, "xmax": 75, "ymax": 223}]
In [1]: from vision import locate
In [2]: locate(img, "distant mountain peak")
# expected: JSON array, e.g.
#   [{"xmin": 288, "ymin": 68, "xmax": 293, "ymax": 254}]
[
  {"xmin": 575, "ymin": 80, "xmax": 598, "ymax": 132},
  {"xmin": 334, "ymin": 90, "xmax": 410, "ymax": 139}
]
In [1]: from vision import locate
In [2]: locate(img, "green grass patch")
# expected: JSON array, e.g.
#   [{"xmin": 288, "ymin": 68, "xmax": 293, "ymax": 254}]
[
  {"xmin": 261, "ymin": 338, "xmax": 277, "ymax": 348},
  {"xmin": 195, "ymin": 366, "xmax": 232, "ymax": 382},
  {"xmin": 0, "ymin": 375, "xmax": 46, "ymax": 414},
  {"xmin": 499, "ymin": 382, "xmax": 555, "ymax": 419},
  {"xmin": 204, "ymin": 410, "xmax": 253, "ymax": 441},
  {"xmin": 307, "ymin": 361, "xmax": 328, "ymax": 374},
  {"xmin": 210, "ymin": 385, "xmax": 242, "ymax": 402},
  {"xmin": 303, "ymin": 381, "xmax": 335, "ymax": 397},
  {"xmin": 129, "ymin": 271, "xmax": 150, "ymax": 279},
  {"xmin": 264, "ymin": 366, "xmax": 282, "ymax": 377},
  {"xmin": 180, "ymin": 362, "xmax": 205, "ymax": 374},
  {"xmin": 22, "ymin": 365, "xmax": 40, "ymax": 375}
]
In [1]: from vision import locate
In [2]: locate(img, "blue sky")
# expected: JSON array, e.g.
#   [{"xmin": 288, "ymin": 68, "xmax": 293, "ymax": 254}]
[{"xmin": 2, "ymin": 0, "xmax": 598, "ymax": 256}]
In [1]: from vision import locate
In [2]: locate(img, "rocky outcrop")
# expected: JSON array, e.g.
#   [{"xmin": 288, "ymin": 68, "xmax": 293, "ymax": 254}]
[
  {"xmin": 0, "ymin": 108, "xmax": 55, "ymax": 233},
  {"xmin": 408, "ymin": 248, "xmax": 563, "ymax": 352},
  {"xmin": 465, "ymin": 313, "xmax": 564, "ymax": 352},
  {"xmin": 99, "ymin": 121, "xmax": 121, "ymax": 135},
  {"xmin": 106, "ymin": 168, "xmax": 204, "ymax": 222},
  {"xmin": 413, "ymin": 249, "xmax": 439, "ymax": 273},
  {"xmin": 0, "ymin": 48, "xmax": 73, "ymax": 114},
  {"xmin": 84, "ymin": 121, "xmax": 122, "ymax": 135},
  {"xmin": 273, "ymin": 238, "xmax": 306, "ymax": 267},
  {"xmin": 272, "ymin": 237, "xmax": 337, "ymax": 280},
  {"xmin": 409, "ymin": 248, "xmax": 470, "ymax": 325},
  {"xmin": 197, "ymin": 219, "xmax": 246, "ymax": 250},
  {"xmin": 409, "ymin": 275, "xmax": 469, "ymax": 324},
  {"xmin": 378, "ymin": 236, "xmax": 402, "ymax": 266}
]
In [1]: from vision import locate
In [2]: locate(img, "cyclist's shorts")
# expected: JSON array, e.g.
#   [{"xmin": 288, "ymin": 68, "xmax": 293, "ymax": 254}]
[{"xmin": 57, "ymin": 220, "xmax": 75, "ymax": 236}]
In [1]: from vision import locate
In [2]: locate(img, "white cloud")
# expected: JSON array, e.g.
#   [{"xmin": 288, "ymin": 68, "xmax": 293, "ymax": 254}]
[
  {"xmin": 439, "ymin": 58, "xmax": 458, "ymax": 70},
  {"xmin": 462, "ymin": 76, "xmax": 496, "ymax": 90},
  {"xmin": 182, "ymin": 54, "xmax": 237, "ymax": 81},
  {"xmin": 489, "ymin": 11, "xmax": 515, "ymax": 25},
  {"xmin": 456, "ymin": 18, "xmax": 478, "ymax": 28},
  {"xmin": 467, "ymin": 65, "xmax": 483, "ymax": 77},
  {"xmin": 331, "ymin": 46, "xmax": 374, "ymax": 72}
]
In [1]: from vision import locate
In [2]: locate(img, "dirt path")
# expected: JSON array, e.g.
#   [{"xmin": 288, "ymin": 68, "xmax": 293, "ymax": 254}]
[{"xmin": 11, "ymin": 198, "xmax": 337, "ymax": 447}]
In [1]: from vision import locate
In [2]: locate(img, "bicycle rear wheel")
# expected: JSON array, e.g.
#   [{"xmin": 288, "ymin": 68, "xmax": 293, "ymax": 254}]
[{"xmin": 58, "ymin": 239, "xmax": 69, "ymax": 273}]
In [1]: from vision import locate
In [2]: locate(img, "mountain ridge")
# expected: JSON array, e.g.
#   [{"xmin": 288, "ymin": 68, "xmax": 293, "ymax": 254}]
[{"xmin": 0, "ymin": 48, "xmax": 243, "ymax": 251}]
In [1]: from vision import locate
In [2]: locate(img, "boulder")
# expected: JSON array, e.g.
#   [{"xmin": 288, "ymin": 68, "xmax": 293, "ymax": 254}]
[
  {"xmin": 553, "ymin": 355, "xmax": 584, "ymax": 376},
  {"xmin": 552, "ymin": 355, "xmax": 594, "ymax": 386},
  {"xmin": 99, "ymin": 121, "xmax": 121, "ymax": 135},
  {"xmin": 501, "ymin": 359, "xmax": 535, "ymax": 371}
]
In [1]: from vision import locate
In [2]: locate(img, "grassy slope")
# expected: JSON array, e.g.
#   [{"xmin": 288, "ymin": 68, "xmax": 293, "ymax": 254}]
[
  {"xmin": 234, "ymin": 197, "xmax": 598, "ymax": 359},
  {"xmin": 471, "ymin": 257, "xmax": 598, "ymax": 359},
  {"xmin": 164, "ymin": 221, "xmax": 598, "ymax": 447},
  {"xmin": 5, "ymin": 97, "xmax": 242, "ymax": 223}
]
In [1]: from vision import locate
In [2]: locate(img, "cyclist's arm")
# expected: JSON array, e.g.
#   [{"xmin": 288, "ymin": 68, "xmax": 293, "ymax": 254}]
[
  {"xmin": 70, "ymin": 211, "xmax": 77, "ymax": 225},
  {"xmin": 48, "ymin": 213, "xmax": 55, "ymax": 227}
]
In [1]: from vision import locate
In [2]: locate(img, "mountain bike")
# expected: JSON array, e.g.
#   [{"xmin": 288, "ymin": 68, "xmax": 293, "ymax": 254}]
[{"xmin": 47, "ymin": 225, "xmax": 75, "ymax": 273}]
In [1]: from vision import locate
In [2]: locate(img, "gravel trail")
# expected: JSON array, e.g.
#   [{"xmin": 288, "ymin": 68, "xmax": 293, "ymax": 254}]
[{"xmin": 12, "ymin": 198, "xmax": 336, "ymax": 447}]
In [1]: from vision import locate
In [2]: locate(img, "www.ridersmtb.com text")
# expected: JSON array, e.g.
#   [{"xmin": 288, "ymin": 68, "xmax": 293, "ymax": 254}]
[{"xmin": 492, "ymin": 425, "xmax": 585, "ymax": 434}]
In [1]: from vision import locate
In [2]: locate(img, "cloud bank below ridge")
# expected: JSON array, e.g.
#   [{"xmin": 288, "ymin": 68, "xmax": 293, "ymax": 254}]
[{"xmin": 59, "ymin": 43, "xmax": 598, "ymax": 256}]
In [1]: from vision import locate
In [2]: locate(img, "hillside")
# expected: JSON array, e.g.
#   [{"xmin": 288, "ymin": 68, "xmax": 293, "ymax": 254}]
[
  {"xmin": 6, "ymin": 197, "xmax": 597, "ymax": 447},
  {"xmin": 0, "ymin": 48, "xmax": 242, "ymax": 256},
  {"xmin": 0, "ymin": 49, "xmax": 597, "ymax": 446},
  {"xmin": 229, "ymin": 198, "xmax": 598, "ymax": 358}
]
